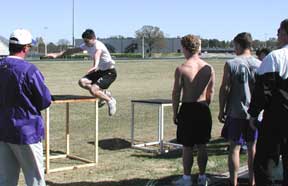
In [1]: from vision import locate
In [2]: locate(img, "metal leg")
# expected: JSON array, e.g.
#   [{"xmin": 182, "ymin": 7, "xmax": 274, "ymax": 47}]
[
  {"xmin": 131, "ymin": 102, "xmax": 135, "ymax": 147},
  {"xmin": 45, "ymin": 107, "xmax": 50, "ymax": 174},
  {"xmin": 158, "ymin": 105, "xmax": 164, "ymax": 153},
  {"xmin": 66, "ymin": 103, "xmax": 70, "ymax": 155}
]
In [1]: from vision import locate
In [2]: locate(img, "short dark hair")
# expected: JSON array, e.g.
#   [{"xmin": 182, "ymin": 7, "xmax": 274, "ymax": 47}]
[
  {"xmin": 233, "ymin": 32, "xmax": 253, "ymax": 49},
  {"xmin": 82, "ymin": 29, "xmax": 96, "ymax": 39},
  {"xmin": 9, "ymin": 42, "xmax": 26, "ymax": 54},
  {"xmin": 256, "ymin": 48, "xmax": 271, "ymax": 57},
  {"xmin": 280, "ymin": 19, "xmax": 288, "ymax": 35}
]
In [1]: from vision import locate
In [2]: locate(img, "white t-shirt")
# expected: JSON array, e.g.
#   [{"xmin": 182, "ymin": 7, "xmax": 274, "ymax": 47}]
[{"xmin": 80, "ymin": 40, "xmax": 115, "ymax": 71}]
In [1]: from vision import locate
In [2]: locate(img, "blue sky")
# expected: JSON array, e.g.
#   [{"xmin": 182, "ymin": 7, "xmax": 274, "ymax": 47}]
[{"xmin": 1, "ymin": 0, "xmax": 287, "ymax": 43}]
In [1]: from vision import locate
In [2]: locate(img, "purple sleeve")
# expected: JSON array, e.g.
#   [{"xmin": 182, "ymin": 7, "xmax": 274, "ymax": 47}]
[{"xmin": 27, "ymin": 66, "xmax": 52, "ymax": 111}]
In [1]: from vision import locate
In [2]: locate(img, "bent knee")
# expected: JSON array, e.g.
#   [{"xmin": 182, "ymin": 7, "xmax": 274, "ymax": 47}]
[
  {"xmin": 91, "ymin": 84, "xmax": 101, "ymax": 92},
  {"xmin": 79, "ymin": 78, "xmax": 91, "ymax": 87}
]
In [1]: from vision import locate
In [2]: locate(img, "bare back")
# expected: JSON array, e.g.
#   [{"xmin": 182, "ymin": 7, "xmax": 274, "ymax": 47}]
[{"xmin": 174, "ymin": 57, "xmax": 215, "ymax": 103}]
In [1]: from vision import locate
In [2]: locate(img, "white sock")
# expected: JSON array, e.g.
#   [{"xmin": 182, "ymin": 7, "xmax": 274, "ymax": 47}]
[
  {"xmin": 182, "ymin": 175, "xmax": 191, "ymax": 180},
  {"xmin": 108, "ymin": 98, "xmax": 114, "ymax": 104}
]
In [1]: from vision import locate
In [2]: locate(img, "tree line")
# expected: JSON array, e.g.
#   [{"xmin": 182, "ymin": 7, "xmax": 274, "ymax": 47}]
[{"xmin": 32, "ymin": 25, "xmax": 278, "ymax": 56}]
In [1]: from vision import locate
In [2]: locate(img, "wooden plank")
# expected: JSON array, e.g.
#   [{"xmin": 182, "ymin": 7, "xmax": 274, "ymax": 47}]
[
  {"xmin": 95, "ymin": 100, "xmax": 99, "ymax": 163},
  {"xmin": 45, "ymin": 108, "xmax": 50, "ymax": 174},
  {"xmin": 47, "ymin": 163, "xmax": 97, "ymax": 173},
  {"xmin": 53, "ymin": 99, "xmax": 97, "ymax": 104},
  {"xmin": 67, "ymin": 155, "xmax": 94, "ymax": 163},
  {"xmin": 66, "ymin": 103, "xmax": 70, "ymax": 155}
]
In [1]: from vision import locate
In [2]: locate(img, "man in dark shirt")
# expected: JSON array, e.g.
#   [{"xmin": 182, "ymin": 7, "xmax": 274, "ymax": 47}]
[{"xmin": 249, "ymin": 19, "xmax": 288, "ymax": 186}]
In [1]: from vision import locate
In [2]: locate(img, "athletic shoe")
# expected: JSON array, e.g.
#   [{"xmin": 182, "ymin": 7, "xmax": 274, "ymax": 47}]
[
  {"xmin": 197, "ymin": 175, "xmax": 208, "ymax": 186},
  {"xmin": 108, "ymin": 97, "xmax": 116, "ymax": 116},
  {"xmin": 172, "ymin": 177, "xmax": 192, "ymax": 186}
]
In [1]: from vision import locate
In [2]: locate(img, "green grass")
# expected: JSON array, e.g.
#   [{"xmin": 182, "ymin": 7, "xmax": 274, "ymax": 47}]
[{"xmin": 19, "ymin": 59, "xmax": 248, "ymax": 185}]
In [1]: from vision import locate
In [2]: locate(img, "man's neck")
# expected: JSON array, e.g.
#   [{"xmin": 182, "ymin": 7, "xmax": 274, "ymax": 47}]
[
  {"xmin": 238, "ymin": 49, "xmax": 251, "ymax": 57},
  {"xmin": 10, "ymin": 53, "xmax": 25, "ymax": 59}
]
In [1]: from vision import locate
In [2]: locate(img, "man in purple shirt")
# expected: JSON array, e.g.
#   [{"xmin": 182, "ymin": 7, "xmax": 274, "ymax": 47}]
[{"xmin": 0, "ymin": 29, "xmax": 51, "ymax": 186}]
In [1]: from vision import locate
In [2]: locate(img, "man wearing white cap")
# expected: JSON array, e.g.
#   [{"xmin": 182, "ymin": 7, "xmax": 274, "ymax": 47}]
[{"xmin": 0, "ymin": 29, "xmax": 51, "ymax": 186}]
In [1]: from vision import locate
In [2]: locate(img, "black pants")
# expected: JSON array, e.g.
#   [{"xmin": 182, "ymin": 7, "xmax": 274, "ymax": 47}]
[{"xmin": 254, "ymin": 122, "xmax": 288, "ymax": 186}]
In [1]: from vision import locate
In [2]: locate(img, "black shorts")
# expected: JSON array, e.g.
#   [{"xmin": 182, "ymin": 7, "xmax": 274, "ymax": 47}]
[
  {"xmin": 176, "ymin": 101, "xmax": 212, "ymax": 147},
  {"xmin": 83, "ymin": 68, "xmax": 117, "ymax": 89}
]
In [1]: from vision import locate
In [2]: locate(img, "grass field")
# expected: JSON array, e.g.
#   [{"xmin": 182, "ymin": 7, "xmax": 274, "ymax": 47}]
[{"xmin": 19, "ymin": 58, "xmax": 248, "ymax": 186}]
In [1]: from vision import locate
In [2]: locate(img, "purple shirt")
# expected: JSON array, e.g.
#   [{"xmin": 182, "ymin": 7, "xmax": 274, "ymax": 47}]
[{"xmin": 0, "ymin": 56, "xmax": 51, "ymax": 144}]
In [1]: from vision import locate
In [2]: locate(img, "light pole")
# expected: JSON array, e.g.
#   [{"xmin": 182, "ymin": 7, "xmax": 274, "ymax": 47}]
[
  {"xmin": 72, "ymin": 0, "xmax": 75, "ymax": 47},
  {"xmin": 142, "ymin": 37, "xmax": 145, "ymax": 59},
  {"xmin": 264, "ymin": 33, "xmax": 268, "ymax": 48},
  {"xmin": 43, "ymin": 26, "xmax": 48, "ymax": 55}
]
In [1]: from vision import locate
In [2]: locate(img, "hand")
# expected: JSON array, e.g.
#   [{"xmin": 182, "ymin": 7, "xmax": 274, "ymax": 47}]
[
  {"xmin": 218, "ymin": 111, "xmax": 226, "ymax": 123},
  {"xmin": 45, "ymin": 53, "xmax": 60, "ymax": 59},
  {"xmin": 249, "ymin": 117, "xmax": 257, "ymax": 131},
  {"xmin": 173, "ymin": 114, "xmax": 178, "ymax": 125},
  {"xmin": 87, "ymin": 66, "xmax": 97, "ymax": 74}
]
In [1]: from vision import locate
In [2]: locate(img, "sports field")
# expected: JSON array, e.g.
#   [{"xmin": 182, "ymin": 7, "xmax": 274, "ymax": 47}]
[{"xmin": 20, "ymin": 58, "xmax": 248, "ymax": 185}]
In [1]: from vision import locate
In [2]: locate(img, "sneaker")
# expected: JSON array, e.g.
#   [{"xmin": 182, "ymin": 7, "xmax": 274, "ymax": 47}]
[
  {"xmin": 108, "ymin": 97, "xmax": 116, "ymax": 116},
  {"xmin": 197, "ymin": 176, "xmax": 208, "ymax": 186},
  {"xmin": 172, "ymin": 177, "xmax": 192, "ymax": 186}
]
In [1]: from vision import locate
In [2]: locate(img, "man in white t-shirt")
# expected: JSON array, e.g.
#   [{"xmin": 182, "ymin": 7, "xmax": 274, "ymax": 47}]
[{"xmin": 46, "ymin": 29, "xmax": 117, "ymax": 116}]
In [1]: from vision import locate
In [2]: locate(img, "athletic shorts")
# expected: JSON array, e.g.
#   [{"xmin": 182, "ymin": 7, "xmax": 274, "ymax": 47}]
[
  {"xmin": 83, "ymin": 68, "xmax": 117, "ymax": 89},
  {"xmin": 176, "ymin": 101, "xmax": 212, "ymax": 147},
  {"xmin": 221, "ymin": 117, "xmax": 258, "ymax": 145}
]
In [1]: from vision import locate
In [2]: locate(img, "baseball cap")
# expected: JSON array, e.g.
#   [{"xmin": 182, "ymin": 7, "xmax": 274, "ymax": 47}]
[{"xmin": 9, "ymin": 29, "xmax": 36, "ymax": 45}]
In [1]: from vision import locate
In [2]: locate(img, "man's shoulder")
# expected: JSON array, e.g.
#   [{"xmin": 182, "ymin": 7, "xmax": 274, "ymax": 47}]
[
  {"xmin": 6, "ymin": 57, "xmax": 33, "ymax": 69},
  {"xmin": 248, "ymin": 57, "xmax": 261, "ymax": 68},
  {"xmin": 95, "ymin": 40, "xmax": 107, "ymax": 49},
  {"xmin": 269, "ymin": 47, "xmax": 288, "ymax": 58}
]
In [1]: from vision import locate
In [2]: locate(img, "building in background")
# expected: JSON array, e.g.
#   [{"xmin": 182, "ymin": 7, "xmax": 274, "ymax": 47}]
[
  {"xmin": 0, "ymin": 36, "xmax": 9, "ymax": 57},
  {"xmin": 75, "ymin": 37, "xmax": 183, "ymax": 53}
]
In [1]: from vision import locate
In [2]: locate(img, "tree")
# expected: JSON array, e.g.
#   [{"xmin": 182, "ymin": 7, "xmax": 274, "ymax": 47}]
[
  {"xmin": 47, "ymin": 42, "xmax": 58, "ymax": 53},
  {"xmin": 109, "ymin": 35, "xmax": 125, "ymax": 39},
  {"xmin": 36, "ymin": 37, "xmax": 45, "ymax": 54},
  {"xmin": 266, "ymin": 37, "xmax": 278, "ymax": 49},
  {"xmin": 124, "ymin": 42, "xmax": 138, "ymax": 53},
  {"xmin": 57, "ymin": 39, "xmax": 70, "ymax": 51},
  {"xmin": 135, "ymin": 25, "xmax": 165, "ymax": 57},
  {"xmin": 104, "ymin": 43, "xmax": 116, "ymax": 53}
]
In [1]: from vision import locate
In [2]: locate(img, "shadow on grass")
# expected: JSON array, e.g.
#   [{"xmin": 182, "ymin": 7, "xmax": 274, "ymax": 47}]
[
  {"xmin": 88, "ymin": 138, "xmax": 131, "ymax": 150},
  {"xmin": 131, "ymin": 138, "xmax": 229, "ymax": 159},
  {"xmin": 46, "ymin": 173, "xmax": 232, "ymax": 186},
  {"xmin": 46, "ymin": 178, "xmax": 150, "ymax": 186}
]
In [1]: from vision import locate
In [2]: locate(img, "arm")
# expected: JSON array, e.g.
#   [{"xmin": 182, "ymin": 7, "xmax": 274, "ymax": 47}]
[
  {"xmin": 46, "ymin": 47, "xmax": 83, "ymax": 58},
  {"xmin": 172, "ymin": 67, "xmax": 182, "ymax": 125},
  {"xmin": 218, "ymin": 63, "xmax": 231, "ymax": 123},
  {"xmin": 27, "ymin": 67, "xmax": 52, "ymax": 111},
  {"xmin": 206, "ymin": 66, "xmax": 215, "ymax": 105},
  {"xmin": 87, "ymin": 49, "xmax": 102, "ymax": 73}
]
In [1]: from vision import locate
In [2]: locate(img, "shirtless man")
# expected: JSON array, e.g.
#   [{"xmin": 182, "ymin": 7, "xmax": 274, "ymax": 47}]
[{"xmin": 172, "ymin": 34, "xmax": 215, "ymax": 186}]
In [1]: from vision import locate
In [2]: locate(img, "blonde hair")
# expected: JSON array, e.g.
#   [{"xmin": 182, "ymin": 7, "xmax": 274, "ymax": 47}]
[{"xmin": 181, "ymin": 34, "xmax": 201, "ymax": 55}]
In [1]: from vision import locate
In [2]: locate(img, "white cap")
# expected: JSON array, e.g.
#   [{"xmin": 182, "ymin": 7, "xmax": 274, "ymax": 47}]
[{"xmin": 9, "ymin": 29, "xmax": 35, "ymax": 45}]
